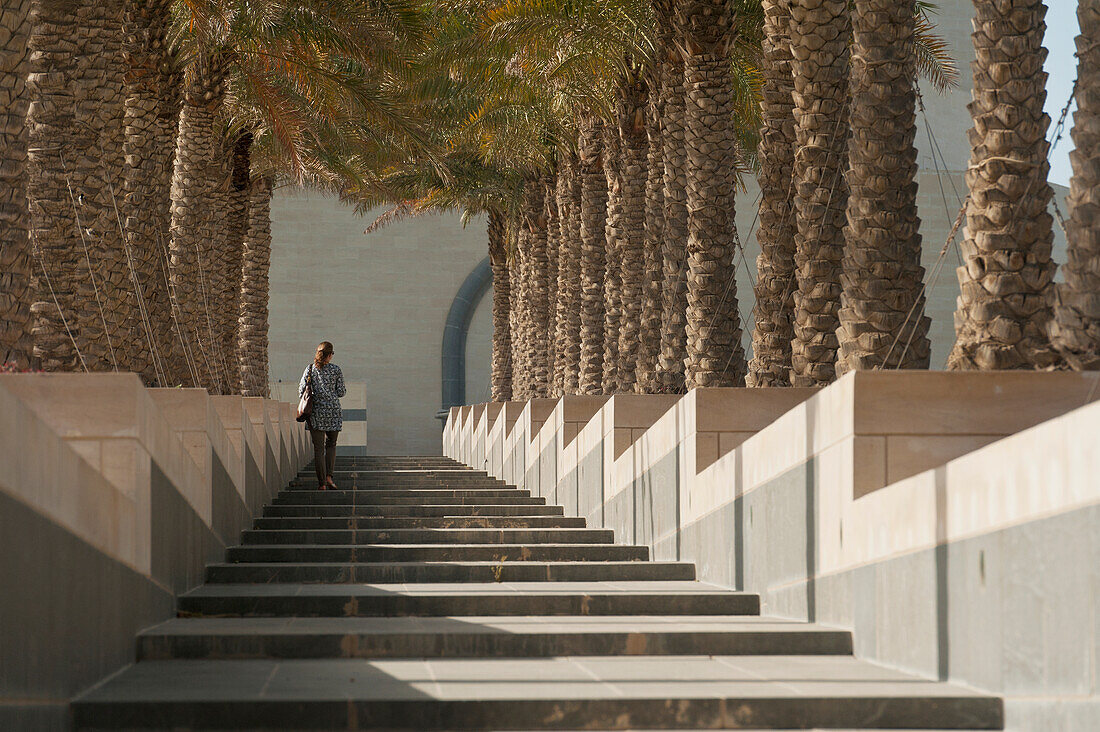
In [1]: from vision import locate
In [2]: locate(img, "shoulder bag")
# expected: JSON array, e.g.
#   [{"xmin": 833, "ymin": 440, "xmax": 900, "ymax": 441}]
[{"xmin": 296, "ymin": 365, "xmax": 314, "ymax": 423}]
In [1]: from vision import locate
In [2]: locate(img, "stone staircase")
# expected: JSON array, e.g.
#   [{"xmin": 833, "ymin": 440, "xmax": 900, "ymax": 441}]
[{"xmin": 73, "ymin": 456, "xmax": 1003, "ymax": 730}]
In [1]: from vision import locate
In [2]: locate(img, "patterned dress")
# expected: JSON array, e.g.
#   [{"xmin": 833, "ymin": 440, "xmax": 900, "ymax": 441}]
[{"xmin": 299, "ymin": 362, "xmax": 346, "ymax": 432}]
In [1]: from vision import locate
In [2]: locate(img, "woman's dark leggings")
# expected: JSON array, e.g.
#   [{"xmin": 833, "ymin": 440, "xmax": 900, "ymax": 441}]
[{"xmin": 310, "ymin": 429, "xmax": 339, "ymax": 485}]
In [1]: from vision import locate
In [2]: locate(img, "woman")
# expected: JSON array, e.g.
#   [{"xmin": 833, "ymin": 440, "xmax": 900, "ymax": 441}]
[{"xmin": 299, "ymin": 341, "xmax": 346, "ymax": 489}]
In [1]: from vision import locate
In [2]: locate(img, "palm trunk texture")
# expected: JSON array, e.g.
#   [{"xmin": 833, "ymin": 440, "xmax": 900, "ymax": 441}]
[
  {"xmin": 654, "ymin": 0, "xmax": 689, "ymax": 393},
  {"xmin": 524, "ymin": 177, "xmax": 551, "ymax": 397},
  {"xmin": 948, "ymin": 0, "xmax": 1058, "ymax": 370},
  {"xmin": 602, "ymin": 124, "xmax": 623, "ymax": 393},
  {"xmin": 679, "ymin": 0, "xmax": 746, "ymax": 389},
  {"xmin": 238, "ymin": 175, "xmax": 272, "ymax": 397},
  {"xmin": 169, "ymin": 53, "xmax": 231, "ymax": 391},
  {"xmin": 747, "ymin": 0, "xmax": 796, "ymax": 387},
  {"xmin": 29, "ymin": 0, "xmax": 131, "ymax": 373},
  {"xmin": 615, "ymin": 70, "xmax": 649, "ymax": 395},
  {"xmin": 488, "ymin": 210, "xmax": 513, "ymax": 402},
  {"xmin": 0, "ymin": 0, "xmax": 33, "ymax": 367},
  {"xmin": 635, "ymin": 88, "xmax": 665, "ymax": 394},
  {"xmin": 579, "ymin": 117, "xmax": 609, "ymax": 395},
  {"xmin": 222, "ymin": 134, "xmax": 251, "ymax": 394},
  {"xmin": 788, "ymin": 0, "xmax": 850, "ymax": 386},
  {"xmin": 837, "ymin": 0, "xmax": 930, "ymax": 374},
  {"xmin": 545, "ymin": 174, "xmax": 560, "ymax": 394},
  {"xmin": 122, "ymin": 0, "xmax": 180, "ymax": 385},
  {"xmin": 1052, "ymin": 0, "xmax": 1100, "ymax": 370},
  {"xmin": 554, "ymin": 154, "xmax": 583, "ymax": 395}
]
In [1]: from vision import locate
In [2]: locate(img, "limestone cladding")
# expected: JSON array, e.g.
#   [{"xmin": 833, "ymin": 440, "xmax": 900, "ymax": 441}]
[{"xmin": 268, "ymin": 188, "xmax": 492, "ymax": 456}]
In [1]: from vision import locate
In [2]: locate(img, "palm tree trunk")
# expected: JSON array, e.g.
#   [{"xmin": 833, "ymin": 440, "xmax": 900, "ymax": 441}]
[
  {"xmin": 488, "ymin": 210, "xmax": 513, "ymax": 401},
  {"xmin": 1052, "ymin": 2, "xmax": 1100, "ymax": 369},
  {"xmin": 29, "ymin": 0, "xmax": 128, "ymax": 372},
  {"xmin": 788, "ymin": 0, "xmax": 850, "ymax": 386},
  {"xmin": 122, "ymin": 0, "xmax": 180, "ymax": 386},
  {"xmin": 511, "ymin": 220, "xmax": 531, "ymax": 400},
  {"xmin": 635, "ymin": 86, "xmax": 665, "ymax": 393},
  {"xmin": 680, "ymin": 0, "xmax": 746, "ymax": 388},
  {"xmin": 0, "ymin": 0, "xmax": 33, "ymax": 367},
  {"xmin": 747, "ymin": 0, "xmax": 796, "ymax": 387},
  {"xmin": 238, "ymin": 175, "xmax": 272, "ymax": 397},
  {"xmin": 837, "ymin": 0, "xmax": 930, "ymax": 375},
  {"xmin": 524, "ymin": 176, "xmax": 551, "ymax": 397},
  {"xmin": 578, "ymin": 117, "xmax": 608, "ymax": 395},
  {"xmin": 95, "ymin": 0, "xmax": 144, "ymax": 376},
  {"xmin": 220, "ymin": 134, "xmax": 251, "ymax": 394},
  {"xmin": 616, "ymin": 70, "xmax": 649, "ymax": 395},
  {"xmin": 554, "ymin": 153, "xmax": 583, "ymax": 395},
  {"xmin": 948, "ymin": 0, "xmax": 1058, "ymax": 370},
  {"xmin": 601, "ymin": 123, "xmax": 623, "ymax": 393},
  {"xmin": 508, "ymin": 247, "xmax": 522, "ymax": 399},
  {"xmin": 654, "ymin": 0, "xmax": 689, "ymax": 394},
  {"xmin": 169, "ymin": 54, "xmax": 231, "ymax": 391},
  {"xmin": 545, "ymin": 174, "xmax": 560, "ymax": 395}
]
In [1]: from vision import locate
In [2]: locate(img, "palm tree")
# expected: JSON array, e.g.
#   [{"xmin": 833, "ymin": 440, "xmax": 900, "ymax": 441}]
[
  {"xmin": 238, "ymin": 174, "xmax": 272, "ymax": 397},
  {"xmin": 0, "ymin": 0, "xmax": 33, "ymax": 367},
  {"xmin": 545, "ymin": 174, "xmax": 560, "ymax": 393},
  {"xmin": 488, "ymin": 209, "xmax": 513, "ymax": 400},
  {"xmin": 602, "ymin": 123, "xmax": 623, "ymax": 393},
  {"xmin": 554, "ymin": 152, "xmax": 583, "ymax": 395},
  {"xmin": 679, "ymin": 0, "xmax": 748, "ymax": 389},
  {"xmin": 635, "ymin": 86, "xmax": 664, "ymax": 393},
  {"xmin": 747, "ymin": 0, "xmax": 795, "ymax": 387},
  {"xmin": 169, "ymin": 52, "xmax": 232, "ymax": 391},
  {"xmin": 787, "ymin": 0, "xmax": 850, "ymax": 386},
  {"xmin": 836, "ymin": 0, "xmax": 930, "ymax": 374},
  {"xmin": 221, "ymin": 134, "xmax": 252, "ymax": 394},
  {"xmin": 578, "ymin": 117, "xmax": 609, "ymax": 395},
  {"xmin": 1052, "ymin": 0, "xmax": 1100, "ymax": 370},
  {"xmin": 615, "ymin": 68, "xmax": 649, "ymax": 395},
  {"xmin": 122, "ymin": 0, "xmax": 181, "ymax": 385},
  {"xmin": 29, "ymin": 0, "xmax": 130, "ymax": 373},
  {"xmin": 948, "ymin": 0, "xmax": 1058, "ymax": 370},
  {"xmin": 523, "ymin": 176, "xmax": 551, "ymax": 396},
  {"xmin": 654, "ymin": 0, "xmax": 689, "ymax": 393}
]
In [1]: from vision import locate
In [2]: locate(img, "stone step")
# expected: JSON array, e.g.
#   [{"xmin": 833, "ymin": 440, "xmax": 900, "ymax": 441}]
[
  {"xmin": 262, "ymin": 504, "xmax": 565, "ymax": 518},
  {"xmin": 177, "ymin": 582, "xmax": 759, "ymax": 617},
  {"xmin": 239, "ymin": 528, "xmax": 615, "ymax": 545},
  {"xmin": 271, "ymin": 493, "xmax": 547, "ymax": 506},
  {"xmin": 224, "ymin": 543, "xmax": 649, "ymax": 564},
  {"xmin": 137, "ymin": 616, "xmax": 853, "ymax": 660},
  {"xmin": 205, "ymin": 561, "xmax": 696, "ymax": 584},
  {"xmin": 292, "ymin": 474, "xmax": 503, "ymax": 484},
  {"xmin": 285, "ymin": 487, "xmax": 525, "ymax": 497},
  {"xmin": 252, "ymin": 515, "xmax": 588, "ymax": 530},
  {"xmin": 72, "ymin": 656, "xmax": 1003, "ymax": 730},
  {"xmin": 298, "ymin": 469, "xmax": 489, "ymax": 478}
]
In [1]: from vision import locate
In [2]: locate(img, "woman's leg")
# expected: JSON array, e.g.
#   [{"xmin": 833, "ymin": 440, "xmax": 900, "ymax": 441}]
[
  {"xmin": 324, "ymin": 431, "xmax": 339, "ymax": 479},
  {"xmin": 310, "ymin": 429, "xmax": 326, "ymax": 486}
]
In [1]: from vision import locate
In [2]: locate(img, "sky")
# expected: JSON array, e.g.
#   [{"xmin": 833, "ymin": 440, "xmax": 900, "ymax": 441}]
[{"xmin": 1044, "ymin": 2, "xmax": 1079, "ymax": 187}]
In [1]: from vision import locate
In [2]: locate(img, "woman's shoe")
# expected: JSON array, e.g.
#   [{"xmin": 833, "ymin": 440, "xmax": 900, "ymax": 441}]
[
  {"xmin": 325, "ymin": 476, "xmax": 338, "ymax": 490},
  {"xmin": 317, "ymin": 482, "xmax": 327, "ymax": 491}
]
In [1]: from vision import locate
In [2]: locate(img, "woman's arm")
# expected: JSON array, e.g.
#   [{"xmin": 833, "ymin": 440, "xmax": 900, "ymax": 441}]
[
  {"xmin": 335, "ymin": 365, "xmax": 346, "ymax": 398},
  {"xmin": 298, "ymin": 367, "xmax": 310, "ymax": 397}
]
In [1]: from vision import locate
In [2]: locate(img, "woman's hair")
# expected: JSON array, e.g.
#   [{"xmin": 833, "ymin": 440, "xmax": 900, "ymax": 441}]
[{"xmin": 314, "ymin": 341, "xmax": 334, "ymax": 368}]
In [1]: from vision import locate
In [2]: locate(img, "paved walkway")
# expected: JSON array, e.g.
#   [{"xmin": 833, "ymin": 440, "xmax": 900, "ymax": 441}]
[{"xmin": 73, "ymin": 456, "xmax": 1003, "ymax": 729}]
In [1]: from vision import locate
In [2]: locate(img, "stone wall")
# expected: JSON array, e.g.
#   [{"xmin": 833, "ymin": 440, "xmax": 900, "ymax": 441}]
[
  {"xmin": 447, "ymin": 373, "xmax": 1100, "ymax": 730},
  {"xmin": 0, "ymin": 374, "xmax": 310, "ymax": 731},
  {"xmin": 269, "ymin": 188, "xmax": 492, "ymax": 455}
]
